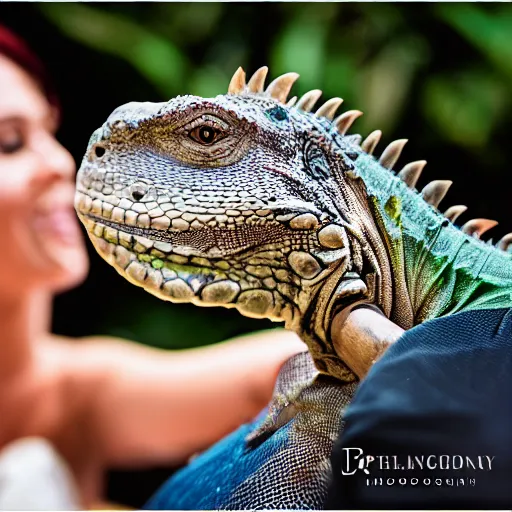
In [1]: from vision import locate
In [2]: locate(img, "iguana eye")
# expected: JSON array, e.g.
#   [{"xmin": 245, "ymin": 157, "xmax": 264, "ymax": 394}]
[{"xmin": 189, "ymin": 125, "xmax": 223, "ymax": 145}]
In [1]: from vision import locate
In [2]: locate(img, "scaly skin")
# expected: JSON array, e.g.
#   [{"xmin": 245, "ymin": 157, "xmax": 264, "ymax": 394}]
[{"xmin": 75, "ymin": 67, "xmax": 512, "ymax": 382}]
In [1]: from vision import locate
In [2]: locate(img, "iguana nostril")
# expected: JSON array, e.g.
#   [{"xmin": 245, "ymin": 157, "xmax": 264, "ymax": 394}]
[
  {"xmin": 131, "ymin": 190, "xmax": 145, "ymax": 201},
  {"xmin": 130, "ymin": 182, "xmax": 149, "ymax": 201}
]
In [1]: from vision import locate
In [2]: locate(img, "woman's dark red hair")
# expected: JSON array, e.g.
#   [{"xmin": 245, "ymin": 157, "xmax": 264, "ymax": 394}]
[{"xmin": 0, "ymin": 24, "xmax": 60, "ymax": 114}]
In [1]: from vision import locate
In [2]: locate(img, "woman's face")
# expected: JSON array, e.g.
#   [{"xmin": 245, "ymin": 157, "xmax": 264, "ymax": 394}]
[{"xmin": 0, "ymin": 55, "xmax": 88, "ymax": 296}]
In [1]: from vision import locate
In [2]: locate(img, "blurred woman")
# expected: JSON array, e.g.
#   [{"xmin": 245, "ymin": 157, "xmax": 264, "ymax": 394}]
[{"xmin": 0, "ymin": 25, "xmax": 304, "ymax": 507}]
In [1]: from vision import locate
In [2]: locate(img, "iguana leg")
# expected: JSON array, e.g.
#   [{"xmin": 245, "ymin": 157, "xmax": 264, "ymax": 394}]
[{"xmin": 331, "ymin": 305, "xmax": 405, "ymax": 379}]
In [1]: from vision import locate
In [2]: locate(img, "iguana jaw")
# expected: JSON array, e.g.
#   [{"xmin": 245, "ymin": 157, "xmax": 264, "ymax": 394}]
[{"xmin": 75, "ymin": 190, "xmax": 354, "ymax": 325}]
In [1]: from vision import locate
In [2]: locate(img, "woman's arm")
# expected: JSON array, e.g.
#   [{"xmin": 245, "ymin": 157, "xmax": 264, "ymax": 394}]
[{"xmin": 69, "ymin": 329, "xmax": 305, "ymax": 467}]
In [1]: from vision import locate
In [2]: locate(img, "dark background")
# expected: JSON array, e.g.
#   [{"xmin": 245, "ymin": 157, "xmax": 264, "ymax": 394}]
[
  {"xmin": 1, "ymin": 3, "xmax": 511, "ymax": 507},
  {"xmin": 1, "ymin": 3, "xmax": 511, "ymax": 351}
]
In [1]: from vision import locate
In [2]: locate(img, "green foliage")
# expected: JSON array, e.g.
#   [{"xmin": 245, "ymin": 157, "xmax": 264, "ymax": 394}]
[
  {"xmin": 105, "ymin": 295, "xmax": 271, "ymax": 350},
  {"xmin": 423, "ymin": 69, "xmax": 508, "ymax": 149},
  {"xmin": 437, "ymin": 4, "xmax": 512, "ymax": 82},
  {"xmin": 39, "ymin": 3, "xmax": 188, "ymax": 96}
]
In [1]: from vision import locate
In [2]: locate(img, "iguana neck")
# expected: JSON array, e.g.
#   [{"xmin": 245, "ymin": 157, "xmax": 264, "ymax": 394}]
[{"xmin": 352, "ymin": 154, "xmax": 512, "ymax": 327}]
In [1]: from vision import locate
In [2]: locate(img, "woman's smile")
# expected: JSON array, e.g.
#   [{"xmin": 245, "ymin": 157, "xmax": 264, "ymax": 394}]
[{"xmin": 32, "ymin": 188, "xmax": 83, "ymax": 246}]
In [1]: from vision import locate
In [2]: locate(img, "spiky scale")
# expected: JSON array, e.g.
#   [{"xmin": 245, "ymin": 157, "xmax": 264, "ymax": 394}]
[
  {"xmin": 296, "ymin": 90, "xmax": 322, "ymax": 112},
  {"xmin": 379, "ymin": 139, "xmax": 408, "ymax": 169},
  {"xmin": 498, "ymin": 233, "xmax": 512, "ymax": 252},
  {"xmin": 345, "ymin": 134, "xmax": 362, "ymax": 146},
  {"xmin": 334, "ymin": 110, "xmax": 363, "ymax": 135},
  {"xmin": 444, "ymin": 205, "xmax": 467, "ymax": 223},
  {"xmin": 228, "ymin": 67, "xmax": 246, "ymax": 94},
  {"xmin": 265, "ymin": 72, "xmax": 300, "ymax": 103},
  {"xmin": 461, "ymin": 218, "xmax": 498, "ymax": 239},
  {"xmin": 398, "ymin": 160, "xmax": 426, "ymax": 189},
  {"xmin": 421, "ymin": 180, "xmax": 452, "ymax": 208},
  {"xmin": 286, "ymin": 96, "xmax": 298, "ymax": 107},
  {"xmin": 247, "ymin": 66, "xmax": 268, "ymax": 93},
  {"xmin": 361, "ymin": 130, "xmax": 382, "ymax": 155},
  {"xmin": 315, "ymin": 98, "xmax": 343, "ymax": 120}
]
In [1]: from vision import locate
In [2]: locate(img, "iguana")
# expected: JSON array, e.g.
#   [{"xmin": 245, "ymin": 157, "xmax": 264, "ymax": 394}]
[{"xmin": 75, "ymin": 67, "xmax": 512, "ymax": 509}]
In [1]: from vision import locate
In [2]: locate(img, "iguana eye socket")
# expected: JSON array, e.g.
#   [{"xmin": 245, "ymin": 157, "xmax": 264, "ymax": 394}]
[{"xmin": 189, "ymin": 125, "xmax": 224, "ymax": 145}]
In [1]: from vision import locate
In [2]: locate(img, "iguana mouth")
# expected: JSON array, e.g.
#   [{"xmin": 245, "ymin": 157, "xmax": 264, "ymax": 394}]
[
  {"xmin": 82, "ymin": 212, "xmax": 299, "ymax": 259},
  {"xmin": 79, "ymin": 211, "xmax": 303, "ymax": 320}
]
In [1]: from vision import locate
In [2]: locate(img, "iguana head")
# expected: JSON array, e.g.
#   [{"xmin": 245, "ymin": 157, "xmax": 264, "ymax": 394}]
[
  {"xmin": 76, "ymin": 66, "xmax": 509, "ymax": 379},
  {"xmin": 76, "ymin": 67, "xmax": 368, "ymax": 324}
]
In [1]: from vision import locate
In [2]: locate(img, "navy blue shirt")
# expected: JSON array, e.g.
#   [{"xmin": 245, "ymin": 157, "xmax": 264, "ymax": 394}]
[{"xmin": 326, "ymin": 308, "xmax": 512, "ymax": 509}]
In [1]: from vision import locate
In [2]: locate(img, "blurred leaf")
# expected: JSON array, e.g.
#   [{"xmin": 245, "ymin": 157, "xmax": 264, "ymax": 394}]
[
  {"xmin": 422, "ymin": 69, "xmax": 509, "ymax": 149},
  {"xmin": 354, "ymin": 3, "xmax": 405, "ymax": 40},
  {"xmin": 358, "ymin": 35, "xmax": 429, "ymax": 133},
  {"xmin": 190, "ymin": 65, "xmax": 229, "ymax": 98},
  {"xmin": 161, "ymin": 3, "xmax": 223, "ymax": 44},
  {"xmin": 38, "ymin": 3, "xmax": 188, "ymax": 97},
  {"xmin": 271, "ymin": 5, "xmax": 336, "ymax": 91},
  {"xmin": 323, "ymin": 55, "xmax": 357, "ymax": 101},
  {"xmin": 105, "ymin": 300, "xmax": 275, "ymax": 350},
  {"xmin": 437, "ymin": 4, "xmax": 512, "ymax": 83},
  {"xmin": 203, "ymin": 39, "xmax": 249, "ymax": 80}
]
